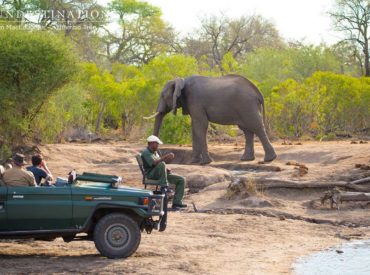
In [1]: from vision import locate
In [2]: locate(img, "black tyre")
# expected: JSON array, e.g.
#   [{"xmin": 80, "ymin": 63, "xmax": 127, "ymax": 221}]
[{"xmin": 93, "ymin": 213, "xmax": 141, "ymax": 259}]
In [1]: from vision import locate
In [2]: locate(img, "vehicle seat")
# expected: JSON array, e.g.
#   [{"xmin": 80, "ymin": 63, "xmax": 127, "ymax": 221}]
[{"xmin": 135, "ymin": 154, "xmax": 161, "ymax": 190}]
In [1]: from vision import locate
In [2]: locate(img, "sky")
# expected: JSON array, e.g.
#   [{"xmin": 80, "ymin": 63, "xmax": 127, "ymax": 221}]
[{"xmin": 146, "ymin": 0, "xmax": 342, "ymax": 45}]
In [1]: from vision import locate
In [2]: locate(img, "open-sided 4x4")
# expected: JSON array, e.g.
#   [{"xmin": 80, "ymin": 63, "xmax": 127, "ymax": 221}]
[{"xmin": 0, "ymin": 172, "xmax": 167, "ymax": 259}]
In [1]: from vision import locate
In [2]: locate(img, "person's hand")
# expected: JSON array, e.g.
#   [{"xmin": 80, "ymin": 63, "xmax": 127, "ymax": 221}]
[
  {"xmin": 166, "ymin": 153, "xmax": 175, "ymax": 160},
  {"xmin": 41, "ymin": 160, "xmax": 53, "ymax": 179}
]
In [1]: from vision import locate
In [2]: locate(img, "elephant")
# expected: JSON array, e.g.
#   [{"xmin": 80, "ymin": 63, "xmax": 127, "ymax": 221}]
[{"xmin": 145, "ymin": 74, "xmax": 277, "ymax": 165}]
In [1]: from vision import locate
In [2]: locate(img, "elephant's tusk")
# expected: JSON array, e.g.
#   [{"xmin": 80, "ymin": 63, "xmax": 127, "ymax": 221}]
[{"xmin": 143, "ymin": 112, "xmax": 160, "ymax": 120}]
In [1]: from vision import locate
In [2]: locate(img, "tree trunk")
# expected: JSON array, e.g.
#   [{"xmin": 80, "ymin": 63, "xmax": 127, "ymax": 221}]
[
  {"xmin": 95, "ymin": 102, "xmax": 106, "ymax": 134},
  {"xmin": 121, "ymin": 113, "xmax": 127, "ymax": 137},
  {"xmin": 337, "ymin": 191, "xmax": 370, "ymax": 202},
  {"xmin": 364, "ymin": 40, "xmax": 370, "ymax": 76}
]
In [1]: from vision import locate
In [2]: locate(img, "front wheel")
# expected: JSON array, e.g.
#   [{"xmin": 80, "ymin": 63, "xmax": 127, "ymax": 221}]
[{"xmin": 93, "ymin": 213, "xmax": 141, "ymax": 259}]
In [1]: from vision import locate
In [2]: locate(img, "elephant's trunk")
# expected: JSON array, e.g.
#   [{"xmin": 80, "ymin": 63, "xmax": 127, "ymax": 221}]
[{"xmin": 153, "ymin": 113, "xmax": 165, "ymax": 137}]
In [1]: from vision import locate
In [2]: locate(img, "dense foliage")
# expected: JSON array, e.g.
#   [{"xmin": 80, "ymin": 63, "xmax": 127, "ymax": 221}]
[{"xmin": 0, "ymin": 30, "xmax": 77, "ymax": 158}]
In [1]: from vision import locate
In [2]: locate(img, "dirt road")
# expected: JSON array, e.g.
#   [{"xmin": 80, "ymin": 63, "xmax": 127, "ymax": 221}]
[{"xmin": 0, "ymin": 140, "xmax": 369, "ymax": 274}]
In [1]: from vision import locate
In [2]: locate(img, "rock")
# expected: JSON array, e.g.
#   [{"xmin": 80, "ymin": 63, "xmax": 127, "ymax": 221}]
[
  {"xmin": 293, "ymin": 164, "xmax": 308, "ymax": 177},
  {"xmin": 355, "ymin": 164, "xmax": 370, "ymax": 170},
  {"xmin": 241, "ymin": 197, "xmax": 273, "ymax": 208},
  {"xmin": 175, "ymin": 165, "xmax": 231, "ymax": 193},
  {"xmin": 225, "ymin": 179, "xmax": 253, "ymax": 199},
  {"xmin": 286, "ymin": 161, "xmax": 300, "ymax": 166},
  {"xmin": 336, "ymin": 250, "xmax": 344, "ymax": 254}
]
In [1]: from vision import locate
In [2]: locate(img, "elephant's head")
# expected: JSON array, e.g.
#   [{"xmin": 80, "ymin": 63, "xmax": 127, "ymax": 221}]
[{"xmin": 144, "ymin": 78, "xmax": 185, "ymax": 137}]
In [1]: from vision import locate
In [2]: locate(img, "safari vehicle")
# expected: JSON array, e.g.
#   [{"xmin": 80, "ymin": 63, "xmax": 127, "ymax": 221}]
[{"xmin": 0, "ymin": 171, "xmax": 167, "ymax": 259}]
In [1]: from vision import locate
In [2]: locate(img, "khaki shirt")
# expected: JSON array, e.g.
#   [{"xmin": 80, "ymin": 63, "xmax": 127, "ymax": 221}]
[{"xmin": 3, "ymin": 167, "xmax": 36, "ymax": 187}]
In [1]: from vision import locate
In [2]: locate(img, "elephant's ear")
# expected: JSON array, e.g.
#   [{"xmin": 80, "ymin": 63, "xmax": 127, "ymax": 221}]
[{"xmin": 172, "ymin": 77, "xmax": 185, "ymax": 115}]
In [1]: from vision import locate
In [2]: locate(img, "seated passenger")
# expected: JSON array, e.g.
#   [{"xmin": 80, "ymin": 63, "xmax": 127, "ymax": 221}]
[
  {"xmin": 3, "ymin": 153, "xmax": 36, "ymax": 187},
  {"xmin": 27, "ymin": 154, "xmax": 53, "ymax": 186}
]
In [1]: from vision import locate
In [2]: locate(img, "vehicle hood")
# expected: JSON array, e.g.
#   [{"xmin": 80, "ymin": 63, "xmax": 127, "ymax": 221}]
[{"xmin": 74, "ymin": 182, "xmax": 153, "ymax": 196}]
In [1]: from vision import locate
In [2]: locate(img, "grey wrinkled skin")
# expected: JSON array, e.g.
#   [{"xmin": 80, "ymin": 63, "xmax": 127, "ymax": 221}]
[{"xmin": 153, "ymin": 75, "xmax": 277, "ymax": 165}]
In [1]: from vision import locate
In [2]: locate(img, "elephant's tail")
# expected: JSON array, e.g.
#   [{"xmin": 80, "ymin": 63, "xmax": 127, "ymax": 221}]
[{"xmin": 261, "ymin": 97, "xmax": 266, "ymax": 127}]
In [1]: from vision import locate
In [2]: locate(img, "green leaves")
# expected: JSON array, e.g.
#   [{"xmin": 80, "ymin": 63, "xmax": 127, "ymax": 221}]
[
  {"xmin": 0, "ymin": 30, "xmax": 77, "ymax": 147},
  {"xmin": 267, "ymin": 72, "xmax": 370, "ymax": 138},
  {"xmin": 108, "ymin": 0, "xmax": 161, "ymax": 19}
]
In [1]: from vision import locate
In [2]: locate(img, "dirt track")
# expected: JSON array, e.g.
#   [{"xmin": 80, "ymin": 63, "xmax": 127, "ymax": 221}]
[{"xmin": 0, "ymin": 140, "xmax": 369, "ymax": 274}]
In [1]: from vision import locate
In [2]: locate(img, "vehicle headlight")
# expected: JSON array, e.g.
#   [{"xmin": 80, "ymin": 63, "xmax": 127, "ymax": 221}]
[{"xmin": 148, "ymin": 196, "xmax": 164, "ymax": 214}]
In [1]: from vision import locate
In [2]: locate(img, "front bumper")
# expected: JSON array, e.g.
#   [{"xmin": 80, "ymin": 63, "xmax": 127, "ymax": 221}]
[{"xmin": 143, "ymin": 192, "xmax": 168, "ymax": 232}]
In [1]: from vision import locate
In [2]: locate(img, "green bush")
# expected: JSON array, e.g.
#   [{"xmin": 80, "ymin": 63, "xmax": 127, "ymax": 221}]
[
  {"xmin": 158, "ymin": 114, "xmax": 192, "ymax": 144},
  {"xmin": 0, "ymin": 30, "xmax": 77, "ymax": 151}
]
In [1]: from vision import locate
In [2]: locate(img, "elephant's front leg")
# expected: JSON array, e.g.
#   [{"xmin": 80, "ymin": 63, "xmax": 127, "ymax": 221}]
[
  {"xmin": 190, "ymin": 116, "xmax": 213, "ymax": 165},
  {"xmin": 240, "ymin": 128, "xmax": 255, "ymax": 161}
]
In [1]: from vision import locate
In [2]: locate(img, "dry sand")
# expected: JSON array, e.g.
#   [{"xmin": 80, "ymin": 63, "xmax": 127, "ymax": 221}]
[{"xmin": 0, "ymin": 140, "xmax": 369, "ymax": 274}]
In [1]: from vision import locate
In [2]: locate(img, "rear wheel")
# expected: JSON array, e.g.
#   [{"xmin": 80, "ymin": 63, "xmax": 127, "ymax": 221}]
[{"xmin": 93, "ymin": 213, "xmax": 141, "ymax": 259}]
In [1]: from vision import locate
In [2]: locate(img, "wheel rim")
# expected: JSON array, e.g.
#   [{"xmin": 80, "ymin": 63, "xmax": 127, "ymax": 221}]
[{"xmin": 105, "ymin": 223, "xmax": 130, "ymax": 249}]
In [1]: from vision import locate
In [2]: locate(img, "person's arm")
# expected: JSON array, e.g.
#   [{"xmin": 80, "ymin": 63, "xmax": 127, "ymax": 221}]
[
  {"xmin": 40, "ymin": 168, "xmax": 52, "ymax": 183},
  {"xmin": 142, "ymin": 151, "xmax": 174, "ymax": 168},
  {"xmin": 152, "ymin": 153, "xmax": 174, "ymax": 166},
  {"xmin": 41, "ymin": 160, "xmax": 53, "ymax": 181},
  {"xmin": 27, "ymin": 172, "xmax": 37, "ymax": 187}
]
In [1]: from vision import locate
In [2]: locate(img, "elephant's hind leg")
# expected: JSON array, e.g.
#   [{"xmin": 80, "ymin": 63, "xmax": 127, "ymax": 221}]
[
  {"xmin": 255, "ymin": 128, "xmax": 277, "ymax": 162},
  {"xmin": 240, "ymin": 128, "xmax": 255, "ymax": 161}
]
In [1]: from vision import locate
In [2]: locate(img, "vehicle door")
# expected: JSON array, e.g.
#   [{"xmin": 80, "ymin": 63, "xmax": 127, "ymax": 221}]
[
  {"xmin": 0, "ymin": 181, "xmax": 7, "ymax": 230},
  {"xmin": 6, "ymin": 185, "xmax": 73, "ymax": 231}
]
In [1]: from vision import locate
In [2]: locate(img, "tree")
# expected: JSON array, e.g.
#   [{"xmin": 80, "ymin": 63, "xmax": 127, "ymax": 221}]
[
  {"xmin": 239, "ymin": 44, "xmax": 342, "ymax": 96},
  {"xmin": 32, "ymin": 83, "xmax": 90, "ymax": 143},
  {"xmin": 0, "ymin": 30, "xmax": 77, "ymax": 149},
  {"xmin": 331, "ymin": 40, "xmax": 364, "ymax": 76},
  {"xmin": 102, "ymin": 0, "xmax": 175, "ymax": 64},
  {"xmin": 184, "ymin": 14, "xmax": 283, "ymax": 72},
  {"xmin": 330, "ymin": 0, "xmax": 370, "ymax": 76}
]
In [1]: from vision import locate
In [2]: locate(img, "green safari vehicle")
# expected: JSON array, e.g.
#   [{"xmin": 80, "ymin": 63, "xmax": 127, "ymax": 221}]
[{"xmin": 0, "ymin": 172, "xmax": 167, "ymax": 259}]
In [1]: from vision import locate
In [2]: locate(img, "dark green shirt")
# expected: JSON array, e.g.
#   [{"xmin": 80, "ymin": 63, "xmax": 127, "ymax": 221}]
[{"xmin": 141, "ymin": 147, "xmax": 161, "ymax": 174}]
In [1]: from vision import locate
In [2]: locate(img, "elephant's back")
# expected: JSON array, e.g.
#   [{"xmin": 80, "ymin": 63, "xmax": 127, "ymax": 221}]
[{"xmin": 186, "ymin": 74, "xmax": 260, "ymax": 98}]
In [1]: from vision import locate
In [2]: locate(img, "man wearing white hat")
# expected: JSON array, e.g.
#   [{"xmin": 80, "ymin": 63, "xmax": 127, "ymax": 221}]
[{"xmin": 141, "ymin": 135, "xmax": 187, "ymax": 209}]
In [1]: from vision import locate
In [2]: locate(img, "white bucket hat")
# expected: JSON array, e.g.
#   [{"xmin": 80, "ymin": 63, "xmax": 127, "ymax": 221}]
[{"xmin": 147, "ymin": 135, "xmax": 163, "ymax": 144}]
